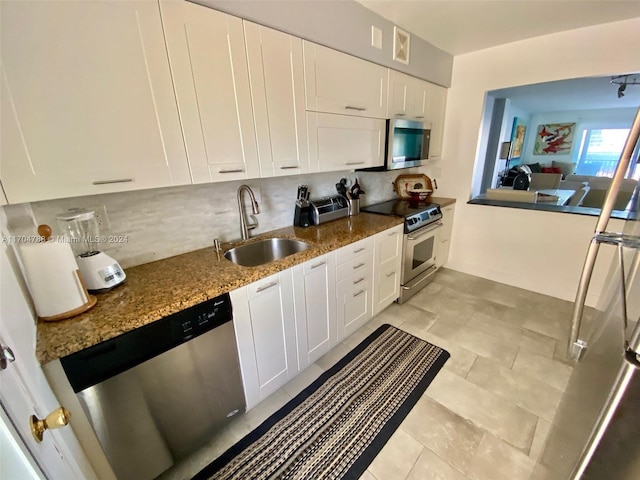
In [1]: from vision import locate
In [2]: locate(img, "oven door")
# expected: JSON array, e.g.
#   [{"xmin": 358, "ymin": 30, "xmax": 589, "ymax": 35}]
[{"xmin": 402, "ymin": 221, "xmax": 442, "ymax": 285}]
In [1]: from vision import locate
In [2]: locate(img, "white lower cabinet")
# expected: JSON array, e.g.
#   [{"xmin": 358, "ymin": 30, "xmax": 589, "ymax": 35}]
[
  {"xmin": 436, "ymin": 204, "xmax": 455, "ymax": 267},
  {"xmin": 231, "ymin": 272, "xmax": 297, "ymax": 410},
  {"xmin": 335, "ymin": 237, "xmax": 375, "ymax": 342},
  {"xmin": 232, "ymin": 226, "xmax": 403, "ymax": 409},
  {"xmin": 291, "ymin": 254, "xmax": 337, "ymax": 371},
  {"xmin": 372, "ymin": 224, "xmax": 403, "ymax": 315}
]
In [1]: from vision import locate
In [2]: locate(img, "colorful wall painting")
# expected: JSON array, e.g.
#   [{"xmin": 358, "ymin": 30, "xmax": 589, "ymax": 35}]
[
  {"xmin": 533, "ymin": 123, "xmax": 576, "ymax": 155},
  {"xmin": 509, "ymin": 117, "xmax": 527, "ymax": 161}
]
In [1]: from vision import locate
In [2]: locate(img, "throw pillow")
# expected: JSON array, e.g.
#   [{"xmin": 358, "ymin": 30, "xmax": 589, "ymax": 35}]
[
  {"xmin": 542, "ymin": 167, "xmax": 562, "ymax": 174},
  {"xmin": 524, "ymin": 163, "xmax": 543, "ymax": 173},
  {"xmin": 552, "ymin": 161, "xmax": 576, "ymax": 178}
]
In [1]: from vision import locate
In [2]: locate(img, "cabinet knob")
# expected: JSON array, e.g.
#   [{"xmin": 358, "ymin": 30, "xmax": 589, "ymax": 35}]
[{"xmin": 30, "ymin": 407, "xmax": 71, "ymax": 443}]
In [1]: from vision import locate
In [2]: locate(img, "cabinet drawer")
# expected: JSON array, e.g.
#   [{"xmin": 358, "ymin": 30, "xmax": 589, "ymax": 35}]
[
  {"xmin": 336, "ymin": 252, "xmax": 373, "ymax": 281},
  {"xmin": 335, "ymin": 237, "xmax": 374, "ymax": 265},
  {"xmin": 246, "ymin": 273, "xmax": 281, "ymax": 300},
  {"xmin": 303, "ymin": 254, "xmax": 331, "ymax": 274}
]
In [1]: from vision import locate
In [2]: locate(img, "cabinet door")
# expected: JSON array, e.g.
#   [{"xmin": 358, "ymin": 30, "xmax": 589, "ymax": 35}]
[
  {"xmin": 160, "ymin": 0, "xmax": 259, "ymax": 183},
  {"xmin": 303, "ymin": 41, "xmax": 388, "ymax": 118},
  {"xmin": 292, "ymin": 254, "xmax": 337, "ymax": 370},
  {"xmin": 436, "ymin": 205, "xmax": 455, "ymax": 267},
  {"xmin": 0, "ymin": 0, "xmax": 190, "ymax": 203},
  {"xmin": 425, "ymin": 83, "xmax": 448, "ymax": 158},
  {"xmin": 373, "ymin": 225, "xmax": 403, "ymax": 315},
  {"xmin": 231, "ymin": 273, "xmax": 296, "ymax": 409},
  {"xmin": 307, "ymin": 112, "xmax": 385, "ymax": 172},
  {"xmin": 337, "ymin": 270, "xmax": 373, "ymax": 342},
  {"xmin": 244, "ymin": 22, "xmax": 309, "ymax": 177}
]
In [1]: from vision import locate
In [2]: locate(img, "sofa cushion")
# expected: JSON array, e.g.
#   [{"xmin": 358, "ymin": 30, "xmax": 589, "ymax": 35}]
[{"xmin": 552, "ymin": 161, "xmax": 576, "ymax": 177}]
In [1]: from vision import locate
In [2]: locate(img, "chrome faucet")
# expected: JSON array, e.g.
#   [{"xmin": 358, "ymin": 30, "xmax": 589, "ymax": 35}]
[{"xmin": 237, "ymin": 185, "xmax": 260, "ymax": 240}]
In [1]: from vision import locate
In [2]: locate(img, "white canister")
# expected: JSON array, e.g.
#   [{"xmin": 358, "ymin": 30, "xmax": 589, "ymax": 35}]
[{"xmin": 19, "ymin": 239, "xmax": 96, "ymax": 321}]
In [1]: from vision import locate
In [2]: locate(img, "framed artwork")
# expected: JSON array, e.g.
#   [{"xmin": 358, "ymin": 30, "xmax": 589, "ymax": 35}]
[
  {"xmin": 534, "ymin": 122, "xmax": 576, "ymax": 155},
  {"xmin": 509, "ymin": 117, "xmax": 527, "ymax": 161},
  {"xmin": 393, "ymin": 26, "xmax": 410, "ymax": 64}
]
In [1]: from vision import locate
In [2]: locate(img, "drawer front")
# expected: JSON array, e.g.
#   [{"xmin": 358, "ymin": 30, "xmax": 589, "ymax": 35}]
[
  {"xmin": 336, "ymin": 251, "xmax": 373, "ymax": 281},
  {"xmin": 335, "ymin": 236, "xmax": 374, "ymax": 265}
]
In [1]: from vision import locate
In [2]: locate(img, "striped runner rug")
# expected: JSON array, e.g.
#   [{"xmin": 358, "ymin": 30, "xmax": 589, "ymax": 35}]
[{"xmin": 193, "ymin": 324, "xmax": 449, "ymax": 480}]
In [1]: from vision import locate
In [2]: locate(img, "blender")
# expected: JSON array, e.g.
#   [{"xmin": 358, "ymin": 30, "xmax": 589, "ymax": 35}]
[{"xmin": 56, "ymin": 209, "xmax": 126, "ymax": 292}]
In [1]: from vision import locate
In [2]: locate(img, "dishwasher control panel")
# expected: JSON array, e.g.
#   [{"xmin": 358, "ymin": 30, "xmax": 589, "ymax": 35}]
[{"xmin": 174, "ymin": 298, "xmax": 231, "ymax": 340}]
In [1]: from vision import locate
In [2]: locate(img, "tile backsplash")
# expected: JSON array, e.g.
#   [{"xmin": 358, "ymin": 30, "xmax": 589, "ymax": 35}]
[{"xmin": 3, "ymin": 168, "xmax": 436, "ymax": 268}]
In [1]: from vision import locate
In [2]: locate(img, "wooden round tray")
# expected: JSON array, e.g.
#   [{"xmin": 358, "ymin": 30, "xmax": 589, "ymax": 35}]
[{"xmin": 392, "ymin": 174, "xmax": 437, "ymax": 199}]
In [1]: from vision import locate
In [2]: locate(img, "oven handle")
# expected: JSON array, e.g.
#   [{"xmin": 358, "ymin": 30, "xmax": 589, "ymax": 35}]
[{"xmin": 407, "ymin": 222, "xmax": 443, "ymax": 241}]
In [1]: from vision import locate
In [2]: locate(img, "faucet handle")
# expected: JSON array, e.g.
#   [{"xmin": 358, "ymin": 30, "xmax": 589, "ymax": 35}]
[
  {"xmin": 213, "ymin": 238, "xmax": 221, "ymax": 251},
  {"xmin": 247, "ymin": 215, "xmax": 259, "ymax": 230}
]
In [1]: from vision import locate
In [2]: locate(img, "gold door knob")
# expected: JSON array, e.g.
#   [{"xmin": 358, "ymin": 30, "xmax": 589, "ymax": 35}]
[{"xmin": 30, "ymin": 407, "xmax": 71, "ymax": 443}]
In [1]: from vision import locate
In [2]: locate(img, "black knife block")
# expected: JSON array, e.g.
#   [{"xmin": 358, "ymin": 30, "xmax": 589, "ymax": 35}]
[{"xmin": 294, "ymin": 204, "xmax": 311, "ymax": 228}]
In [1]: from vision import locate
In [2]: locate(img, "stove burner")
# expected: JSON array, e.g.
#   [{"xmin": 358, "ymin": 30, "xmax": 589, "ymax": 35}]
[{"xmin": 361, "ymin": 199, "xmax": 442, "ymax": 233}]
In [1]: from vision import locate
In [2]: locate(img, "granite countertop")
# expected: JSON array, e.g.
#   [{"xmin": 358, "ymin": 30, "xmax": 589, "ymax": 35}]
[
  {"xmin": 36, "ymin": 213, "xmax": 404, "ymax": 364},
  {"xmin": 430, "ymin": 196, "xmax": 456, "ymax": 208}
]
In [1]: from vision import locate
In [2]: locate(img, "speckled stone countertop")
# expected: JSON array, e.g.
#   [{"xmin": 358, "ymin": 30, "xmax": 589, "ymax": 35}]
[
  {"xmin": 36, "ymin": 213, "xmax": 404, "ymax": 364},
  {"xmin": 430, "ymin": 196, "xmax": 456, "ymax": 208}
]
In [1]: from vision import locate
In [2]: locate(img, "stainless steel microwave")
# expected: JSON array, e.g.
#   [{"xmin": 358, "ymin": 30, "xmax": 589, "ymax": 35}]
[{"xmin": 359, "ymin": 118, "xmax": 431, "ymax": 172}]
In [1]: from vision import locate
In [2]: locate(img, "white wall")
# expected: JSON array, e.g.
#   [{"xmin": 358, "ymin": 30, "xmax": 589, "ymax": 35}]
[{"xmin": 437, "ymin": 17, "xmax": 640, "ymax": 307}]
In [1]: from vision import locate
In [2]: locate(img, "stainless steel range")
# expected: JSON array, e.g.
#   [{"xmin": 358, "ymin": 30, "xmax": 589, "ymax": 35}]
[{"xmin": 362, "ymin": 199, "xmax": 443, "ymax": 303}]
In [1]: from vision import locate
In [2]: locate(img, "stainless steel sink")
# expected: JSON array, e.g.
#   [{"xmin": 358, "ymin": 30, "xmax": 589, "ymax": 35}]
[{"xmin": 224, "ymin": 238, "xmax": 311, "ymax": 267}]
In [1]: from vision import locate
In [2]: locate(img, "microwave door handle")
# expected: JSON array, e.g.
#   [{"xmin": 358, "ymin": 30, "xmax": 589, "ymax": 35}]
[{"xmin": 407, "ymin": 222, "xmax": 442, "ymax": 241}]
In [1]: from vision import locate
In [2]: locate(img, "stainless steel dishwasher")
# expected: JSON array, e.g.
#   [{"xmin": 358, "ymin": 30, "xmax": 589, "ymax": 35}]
[{"xmin": 60, "ymin": 293, "xmax": 245, "ymax": 480}]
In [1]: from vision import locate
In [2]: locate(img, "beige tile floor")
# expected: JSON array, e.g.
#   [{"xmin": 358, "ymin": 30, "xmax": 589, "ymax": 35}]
[{"xmin": 160, "ymin": 268, "xmax": 589, "ymax": 480}]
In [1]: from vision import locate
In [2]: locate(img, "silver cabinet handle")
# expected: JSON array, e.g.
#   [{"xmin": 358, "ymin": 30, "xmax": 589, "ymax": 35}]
[
  {"xmin": 385, "ymin": 271, "xmax": 396, "ymax": 278},
  {"xmin": 354, "ymin": 247, "xmax": 366, "ymax": 253},
  {"xmin": 395, "ymin": 113, "xmax": 405, "ymax": 117},
  {"xmin": 353, "ymin": 277, "xmax": 365, "ymax": 285},
  {"xmin": 256, "ymin": 281, "xmax": 279, "ymax": 293},
  {"xmin": 310, "ymin": 261, "xmax": 326, "ymax": 269},
  {"xmin": 353, "ymin": 289, "xmax": 365, "ymax": 297},
  {"xmin": 92, "ymin": 178, "xmax": 133, "ymax": 185},
  {"xmin": 1, "ymin": 344, "xmax": 15, "ymax": 370},
  {"xmin": 345, "ymin": 162, "xmax": 365, "ymax": 166},
  {"xmin": 353, "ymin": 262, "xmax": 365, "ymax": 270},
  {"xmin": 345, "ymin": 106, "xmax": 366, "ymax": 111},
  {"xmin": 415, "ymin": 116, "xmax": 424, "ymax": 119},
  {"xmin": 219, "ymin": 169, "xmax": 244, "ymax": 174},
  {"xmin": 279, "ymin": 166, "xmax": 299, "ymax": 170}
]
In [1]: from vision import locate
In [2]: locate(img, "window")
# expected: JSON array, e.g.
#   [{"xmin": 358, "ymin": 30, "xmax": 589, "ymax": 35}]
[{"xmin": 575, "ymin": 128, "xmax": 631, "ymax": 177}]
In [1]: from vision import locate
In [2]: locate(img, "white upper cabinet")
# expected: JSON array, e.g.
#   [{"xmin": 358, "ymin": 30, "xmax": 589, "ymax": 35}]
[
  {"xmin": 303, "ymin": 41, "xmax": 388, "ymax": 119},
  {"xmin": 244, "ymin": 22, "xmax": 309, "ymax": 177},
  {"xmin": 388, "ymin": 70, "xmax": 427, "ymax": 121},
  {"xmin": 424, "ymin": 83, "xmax": 448, "ymax": 158},
  {"xmin": 0, "ymin": 0, "xmax": 191, "ymax": 203},
  {"xmin": 307, "ymin": 113, "xmax": 385, "ymax": 172},
  {"xmin": 160, "ymin": 0, "xmax": 260, "ymax": 183}
]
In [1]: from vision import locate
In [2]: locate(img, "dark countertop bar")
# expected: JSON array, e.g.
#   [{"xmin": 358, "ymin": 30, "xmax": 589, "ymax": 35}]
[{"xmin": 468, "ymin": 196, "xmax": 636, "ymax": 220}]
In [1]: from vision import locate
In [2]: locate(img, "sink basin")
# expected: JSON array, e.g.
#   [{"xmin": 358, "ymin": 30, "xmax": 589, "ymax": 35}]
[{"xmin": 224, "ymin": 238, "xmax": 311, "ymax": 267}]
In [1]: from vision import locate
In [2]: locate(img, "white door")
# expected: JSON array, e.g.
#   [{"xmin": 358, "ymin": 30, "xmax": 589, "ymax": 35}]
[
  {"xmin": 1, "ymin": 407, "xmax": 44, "ymax": 480},
  {"xmin": 425, "ymin": 83, "xmax": 448, "ymax": 158},
  {"xmin": 244, "ymin": 22, "xmax": 309, "ymax": 177},
  {"xmin": 373, "ymin": 225, "xmax": 403, "ymax": 315},
  {"xmin": 0, "ymin": 0, "xmax": 191, "ymax": 203},
  {"xmin": 0, "ymin": 211, "xmax": 96, "ymax": 479},
  {"xmin": 160, "ymin": 0, "xmax": 260, "ymax": 183},
  {"xmin": 336, "ymin": 272, "xmax": 373, "ymax": 341}
]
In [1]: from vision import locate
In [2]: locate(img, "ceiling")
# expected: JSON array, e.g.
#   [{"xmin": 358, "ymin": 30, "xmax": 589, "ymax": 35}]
[
  {"xmin": 490, "ymin": 75, "xmax": 640, "ymax": 113},
  {"xmin": 356, "ymin": 0, "xmax": 640, "ymax": 56}
]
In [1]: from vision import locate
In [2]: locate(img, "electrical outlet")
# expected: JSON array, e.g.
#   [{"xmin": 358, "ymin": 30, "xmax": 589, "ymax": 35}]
[{"xmin": 90, "ymin": 205, "xmax": 111, "ymax": 230}]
